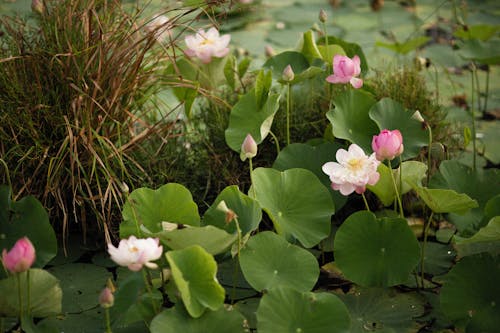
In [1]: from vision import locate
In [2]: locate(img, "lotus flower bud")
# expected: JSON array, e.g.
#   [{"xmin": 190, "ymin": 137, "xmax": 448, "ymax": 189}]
[
  {"xmin": 412, "ymin": 110, "xmax": 425, "ymax": 123},
  {"xmin": 31, "ymin": 0, "xmax": 45, "ymax": 14},
  {"xmin": 282, "ymin": 64, "xmax": 295, "ymax": 82},
  {"xmin": 2, "ymin": 237, "xmax": 36, "ymax": 274},
  {"xmin": 240, "ymin": 134, "xmax": 257, "ymax": 161},
  {"xmin": 265, "ymin": 45, "xmax": 276, "ymax": 58},
  {"xmin": 319, "ymin": 9, "xmax": 327, "ymax": 23},
  {"xmin": 372, "ymin": 129, "xmax": 404, "ymax": 161},
  {"xmin": 99, "ymin": 287, "xmax": 114, "ymax": 308}
]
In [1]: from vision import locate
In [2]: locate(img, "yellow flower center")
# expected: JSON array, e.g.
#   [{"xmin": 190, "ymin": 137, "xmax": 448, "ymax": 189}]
[
  {"xmin": 129, "ymin": 246, "xmax": 139, "ymax": 253},
  {"xmin": 200, "ymin": 38, "xmax": 214, "ymax": 46},
  {"xmin": 347, "ymin": 158, "xmax": 363, "ymax": 171}
]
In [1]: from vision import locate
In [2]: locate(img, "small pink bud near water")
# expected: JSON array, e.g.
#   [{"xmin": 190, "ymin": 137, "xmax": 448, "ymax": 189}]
[
  {"xmin": 265, "ymin": 45, "xmax": 276, "ymax": 58},
  {"xmin": 99, "ymin": 287, "xmax": 114, "ymax": 308},
  {"xmin": 2, "ymin": 237, "xmax": 36, "ymax": 274},
  {"xmin": 282, "ymin": 64, "xmax": 295, "ymax": 82},
  {"xmin": 371, "ymin": 129, "xmax": 404, "ymax": 161},
  {"xmin": 240, "ymin": 134, "xmax": 257, "ymax": 161}
]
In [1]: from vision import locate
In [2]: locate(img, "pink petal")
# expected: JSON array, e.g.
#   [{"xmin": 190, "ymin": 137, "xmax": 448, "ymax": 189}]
[{"xmin": 350, "ymin": 77, "xmax": 363, "ymax": 89}]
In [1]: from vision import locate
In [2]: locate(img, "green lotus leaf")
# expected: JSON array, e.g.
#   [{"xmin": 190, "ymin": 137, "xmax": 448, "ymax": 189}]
[
  {"xmin": 150, "ymin": 305, "xmax": 247, "ymax": 333},
  {"xmin": 326, "ymin": 90, "xmax": 378, "ymax": 152},
  {"xmin": 334, "ymin": 211, "xmax": 420, "ymax": 287},
  {"xmin": 166, "ymin": 245, "xmax": 225, "ymax": 318},
  {"xmin": 202, "ymin": 185, "xmax": 262, "ymax": 235},
  {"xmin": 239, "ymin": 231, "xmax": 319, "ymax": 292},
  {"xmin": 225, "ymin": 89, "xmax": 280, "ymax": 152},
  {"xmin": 429, "ymin": 160, "xmax": 500, "ymax": 234},
  {"xmin": 257, "ymin": 286, "xmax": 350, "ymax": 333},
  {"xmin": 412, "ymin": 186, "xmax": 478, "ymax": 215},
  {"xmin": 440, "ymin": 254, "xmax": 500, "ymax": 332},
  {"xmin": 0, "ymin": 269, "xmax": 62, "ymax": 317},
  {"xmin": 454, "ymin": 217, "xmax": 500, "ymax": 258},
  {"xmin": 153, "ymin": 225, "xmax": 238, "ymax": 255},
  {"xmin": 0, "ymin": 186, "xmax": 57, "ymax": 272},
  {"xmin": 369, "ymin": 98, "xmax": 428, "ymax": 161},
  {"xmin": 458, "ymin": 39, "xmax": 500, "ymax": 65},
  {"xmin": 339, "ymin": 288, "xmax": 425, "ymax": 333},
  {"xmin": 251, "ymin": 168, "xmax": 334, "ymax": 248},
  {"xmin": 272, "ymin": 142, "xmax": 347, "ymax": 211},
  {"xmin": 120, "ymin": 183, "xmax": 200, "ymax": 238}
]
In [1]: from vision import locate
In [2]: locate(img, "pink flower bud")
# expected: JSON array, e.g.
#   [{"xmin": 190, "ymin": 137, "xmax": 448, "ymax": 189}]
[
  {"xmin": 265, "ymin": 45, "xmax": 276, "ymax": 58},
  {"xmin": 2, "ymin": 237, "xmax": 36, "ymax": 274},
  {"xmin": 326, "ymin": 54, "xmax": 363, "ymax": 89},
  {"xmin": 99, "ymin": 287, "xmax": 114, "ymax": 308},
  {"xmin": 31, "ymin": 0, "xmax": 45, "ymax": 14},
  {"xmin": 319, "ymin": 9, "xmax": 327, "ymax": 23},
  {"xmin": 371, "ymin": 129, "xmax": 404, "ymax": 161},
  {"xmin": 240, "ymin": 134, "xmax": 257, "ymax": 161},
  {"xmin": 282, "ymin": 64, "xmax": 295, "ymax": 82}
]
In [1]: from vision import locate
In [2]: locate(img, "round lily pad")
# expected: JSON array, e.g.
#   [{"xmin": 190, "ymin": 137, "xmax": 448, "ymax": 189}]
[{"xmin": 334, "ymin": 211, "xmax": 420, "ymax": 287}]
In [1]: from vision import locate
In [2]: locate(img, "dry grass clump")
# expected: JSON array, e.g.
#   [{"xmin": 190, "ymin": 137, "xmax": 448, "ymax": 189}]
[{"xmin": 0, "ymin": 0, "xmax": 203, "ymax": 241}]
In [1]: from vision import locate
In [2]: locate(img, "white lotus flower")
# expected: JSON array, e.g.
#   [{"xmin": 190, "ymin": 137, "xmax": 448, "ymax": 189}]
[
  {"xmin": 184, "ymin": 27, "xmax": 230, "ymax": 64},
  {"xmin": 107, "ymin": 236, "xmax": 163, "ymax": 271},
  {"xmin": 145, "ymin": 14, "xmax": 172, "ymax": 41},
  {"xmin": 322, "ymin": 143, "xmax": 380, "ymax": 196}
]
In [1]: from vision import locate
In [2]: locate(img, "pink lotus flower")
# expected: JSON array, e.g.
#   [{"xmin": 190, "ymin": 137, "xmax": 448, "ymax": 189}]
[
  {"xmin": 2, "ymin": 237, "xmax": 36, "ymax": 274},
  {"xmin": 372, "ymin": 129, "xmax": 404, "ymax": 161},
  {"xmin": 326, "ymin": 55, "xmax": 363, "ymax": 89},
  {"xmin": 99, "ymin": 287, "xmax": 114, "ymax": 308},
  {"xmin": 240, "ymin": 133, "xmax": 258, "ymax": 161},
  {"xmin": 322, "ymin": 144, "xmax": 380, "ymax": 195},
  {"xmin": 108, "ymin": 236, "xmax": 163, "ymax": 271},
  {"xmin": 185, "ymin": 27, "xmax": 230, "ymax": 64}
]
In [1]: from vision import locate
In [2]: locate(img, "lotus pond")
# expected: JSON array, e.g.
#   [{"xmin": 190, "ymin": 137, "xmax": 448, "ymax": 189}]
[{"xmin": 1, "ymin": 0, "xmax": 500, "ymax": 332}]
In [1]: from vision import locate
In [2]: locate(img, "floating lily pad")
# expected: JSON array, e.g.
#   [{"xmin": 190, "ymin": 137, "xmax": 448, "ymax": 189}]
[
  {"xmin": 150, "ymin": 305, "xmax": 247, "ymax": 333},
  {"xmin": 0, "ymin": 269, "xmax": 62, "ymax": 318},
  {"xmin": 251, "ymin": 168, "xmax": 334, "ymax": 248},
  {"xmin": 239, "ymin": 231, "xmax": 319, "ymax": 292},
  {"xmin": 256, "ymin": 286, "xmax": 351, "ymax": 333},
  {"xmin": 166, "ymin": 245, "xmax": 225, "ymax": 318},
  {"xmin": 334, "ymin": 211, "xmax": 420, "ymax": 287},
  {"xmin": 440, "ymin": 254, "xmax": 500, "ymax": 332},
  {"xmin": 120, "ymin": 183, "xmax": 200, "ymax": 238},
  {"xmin": 338, "ymin": 288, "xmax": 425, "ymax": 333},
  {"xmin": 48, "ymin": 263, "xmax": 111, "ymax": 313}
]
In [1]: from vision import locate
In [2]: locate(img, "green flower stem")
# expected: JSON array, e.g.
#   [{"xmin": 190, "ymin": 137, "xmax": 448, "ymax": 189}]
[
  {"xmin": 387, "ymin": 160, "xmax": 404, "ymax": 218},
  {"xmin": 268, "ymin": 130, "xmax": 281, "ymax": 155},
  {"xmin": 104, "ymin": 307, "xmax": 112, "ymax": 333},
  {"xmin": 420, "ymin": 212, "xmax": 434, "ymax": 289},
  {"xmin": 321, "ymin": 21, "xmax": 332, "ymax": 100},
  {"xmin": 0, "ymin": 158, "xmax": 12, "ymax": 192},
  {"xmin": 286, "ymin": 82, "xmax": 291, "ymax": 145},
  {"xmin": 231, "ymin": 217, "xmax": 243, "ymax": 304},
  {"xmin": 17, "ymin": 274, "xmax": 23, "ymax": 320},
  {"xmin": 142, "ymin": 270, "xmax": 159, "ymax": 314},
  {"xmin": 26, "ymin": 270, "xmax": 31, "ymax": 316},
  {"xmin": 483, "ymin": 68, "xmax": 490, "ymax": 115},
  {"xmin": 470, "ymin": 63, "xmax": 477, "ymax": 171},
  {"xmin": 426, "ymin": 124, "xmax": 433, "ymax": 186},
  {"xmin": 249, "ymin": 158, "xmax": 256, "ymax": 199},
  {"xmin": 361, "ymin": 192, "xmax": 370, "ymax": 212}
]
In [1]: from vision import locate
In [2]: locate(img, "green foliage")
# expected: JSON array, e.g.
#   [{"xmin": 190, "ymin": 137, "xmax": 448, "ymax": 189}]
[
  {"xmin": 256, "ymin": 286, "xmax": 351, "ymax": 333},
  {"xmin": 120, "ymin": 183, "xmax": 200, "ymax": 238},
  {"xmin": 334, "ymin": 211, "xmax": 420, "ymax": 287},
  {"xmin": 239, "ymin": 231, "xmax": 319, "ymax": 292},
  {"xmin": 166, "ymin": 245, "xmax": 225, "ymax": 318},
  {"xmin": 251, "ymin": 168, "xmax": 334, "ymax": 248},
  {"xmin": 0, "ymin": 185, "xmax": 57, "ymax": 275},
  {"xmin": 0, "ymin": 269, "xmax": 62, "ymax": 318},
  {"xmin": 440, "ymin": 254, "xmax": 500, "ymax": 332},
  {"xmin": 376, "ymin": 36, "xmax": 431, "ymax": 55}
]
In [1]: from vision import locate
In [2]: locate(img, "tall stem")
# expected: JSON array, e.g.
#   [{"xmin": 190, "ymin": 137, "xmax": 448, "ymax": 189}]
[
  {"xmin": 249, "ymin": 158, "xmax": 256, "ymax": 199},
  {"xmin": 17, "ymin": 274, "xmax": 23, "ymax": 320},
  {"xmin": 26, "ymin": 270, "xmax": 31, "ymax": 316},
  {"xmin": 286, "ymin": 83, "xmax": 291, "ymax": 145},
  {"xmin": 104, "ymin": 307, "xmax": 112, "ymax": 333},
  {"xmin": 142, "ymin": 270, "xmax": 159, "ymax": 314},
  {"xmin": 361, "ymin": 192, "xmax": 370, "ymax": 212},
  {"xmin": 387, "ymin": 160, "xmax": 404, "ymax": 218},
  {"xmin": 268, "ymin": 130, "xmax": 281, "ymax": 155},
  {"xmin": 470, "ymin": 63, "xmax": 477, "ymax": 171},
  {"xmin": 420, "ymin": 212, "xmax": 434, "ymax": 289},
  {"xmin": 483, "ymin": 68, "xmax": 490, "ymax": 115},
  {"xmin": 426, "ymin": 124, "xmax": 433, "ymax": 186},
  {"xmin": 322, "ymin": 22, "xmax": 332, "ymax": 100}
]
